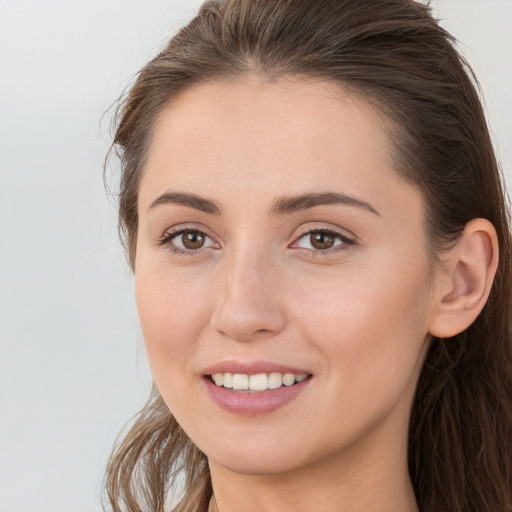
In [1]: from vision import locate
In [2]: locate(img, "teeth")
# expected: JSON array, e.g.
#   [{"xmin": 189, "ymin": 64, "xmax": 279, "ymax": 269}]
[
  {"xmin": 232, "ymin": 373, "xmax": 249, "ymax": 390},
  {"xmin": 282, "ymin": 373, "xmax": 295, "ymax": 386},
  {"xmin": 211, "ymin": 372, "xmax": 309, "ymax": 391},
  {"xmin": 249, "ymin": 373, "xmax": 268, "ymax": 391},
  {"xmin": 268, "ymin": 372, "xmax": 283, "ymax": 389},
  {"xmin": 223, "ymin": 373, "xmax": 233, "ymax": 389}
]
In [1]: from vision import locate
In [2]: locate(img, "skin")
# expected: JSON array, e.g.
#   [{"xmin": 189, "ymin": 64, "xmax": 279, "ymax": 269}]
[{"xmin": 134, "ymin": 76, "xmax": 453, "ymax": 512}]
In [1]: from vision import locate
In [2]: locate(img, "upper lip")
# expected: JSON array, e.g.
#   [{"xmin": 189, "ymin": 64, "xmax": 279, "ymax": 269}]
[{"xmin": 202, "ymin": 360, "xmax": 312, "ymax": 376}]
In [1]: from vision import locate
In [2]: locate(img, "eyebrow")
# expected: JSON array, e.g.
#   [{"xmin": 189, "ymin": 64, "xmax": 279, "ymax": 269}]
[
  {"xmin": 270, "ymin": 192, "xmax": 380, "ymax": 216},
  {"xmin": 149, "ymin": 192, "xmax": 221, "ymax": 214},
  {"xmin": 148, "ymin": 190, "xmax": 379, "ymax": 217}
]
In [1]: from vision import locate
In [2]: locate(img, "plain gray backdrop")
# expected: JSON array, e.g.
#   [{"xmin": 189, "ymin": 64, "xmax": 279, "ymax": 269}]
[{"xmin": 1, "ymin": 1, "xmax": 511, "ymax": 511}]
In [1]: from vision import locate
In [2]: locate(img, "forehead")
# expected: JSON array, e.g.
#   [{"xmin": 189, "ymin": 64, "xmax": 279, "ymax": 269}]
[{"xmin": 139, "ymin": 76, "xmax": 418, "ymax": 220}]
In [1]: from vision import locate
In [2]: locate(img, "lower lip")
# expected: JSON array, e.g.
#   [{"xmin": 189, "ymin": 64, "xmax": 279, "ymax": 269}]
[{"xmin": 203, "ymin": 377, "xmax": 311, "ymax": 416}]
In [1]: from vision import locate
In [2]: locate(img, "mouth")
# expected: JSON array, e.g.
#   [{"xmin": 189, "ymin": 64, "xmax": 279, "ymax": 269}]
[
  {"xmin": 201, "ymin": 361, "xmax": 313, "ymax": 414},
  {"xmin": 208, "ymin": 372, "xmax": 311, "ymax": 392}
]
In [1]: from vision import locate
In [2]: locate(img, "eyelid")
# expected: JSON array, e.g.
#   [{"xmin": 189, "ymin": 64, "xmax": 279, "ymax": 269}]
[
  {"xmin": 292, "ymin": 222, "xmax": 356, "ymax": 241},
  {"xmin": 289, "ymin": 224, "xmax": 356, "ymax": 253},
  {"xmin": 156, "ymin": 222, "xmax": 356, "ymax": 255},
  {"xmin": 158, "ymin": 224, "xmax": 220, "ymax": 252}
]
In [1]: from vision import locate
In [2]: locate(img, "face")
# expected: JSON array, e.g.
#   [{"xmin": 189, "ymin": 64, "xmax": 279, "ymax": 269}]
[{"xmin": 135, "ymin": 77, "xmax": 437, "ymax": 477}]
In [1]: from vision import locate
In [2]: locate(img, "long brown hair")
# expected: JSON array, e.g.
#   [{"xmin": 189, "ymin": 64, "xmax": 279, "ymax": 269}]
[{"xmin": 104, "ymin": 1, "xmax": 512, "ymax": 511}]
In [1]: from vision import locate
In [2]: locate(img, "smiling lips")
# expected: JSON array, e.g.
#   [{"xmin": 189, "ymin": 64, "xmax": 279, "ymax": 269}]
[{"xmin": 203, "ymin": 363, "xmax": 312, "ymax": 415}]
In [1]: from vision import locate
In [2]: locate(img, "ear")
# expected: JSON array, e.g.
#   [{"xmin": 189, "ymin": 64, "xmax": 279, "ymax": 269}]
[{"xmin": 428, "ymin": 218, "xmax": 499, "ymax": 338}]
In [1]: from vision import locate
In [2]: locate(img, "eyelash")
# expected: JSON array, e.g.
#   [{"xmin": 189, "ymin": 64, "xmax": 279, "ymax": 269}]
[
  {"xmin": 158, "ymin": 226, "xmax": 355, "ymax": 257},
  {"xmin": 158, "ymin": 227, "xmax": 214, "ymax": 256},
  {"xmin": 292, "ymin": 227, "xmax": 355, "ymax": 256}
]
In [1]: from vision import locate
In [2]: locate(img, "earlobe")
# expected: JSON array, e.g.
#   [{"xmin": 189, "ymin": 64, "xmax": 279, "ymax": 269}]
[{"xmin": 428, "ymin": 218, "xmax": 499, "ymax": 338}]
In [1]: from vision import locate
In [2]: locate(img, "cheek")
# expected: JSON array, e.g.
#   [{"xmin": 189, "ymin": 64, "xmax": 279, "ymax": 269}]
[
  {"xmin": 134, "ymin": 263, "xmax": 215, "ymax": 378},
  {"xmin": 292, "ymin": 258, "xmax": 432, "ymax": 394},
  {"xmin": 282, "ymin": 265, "xmax": 432, "ymax": 455}
]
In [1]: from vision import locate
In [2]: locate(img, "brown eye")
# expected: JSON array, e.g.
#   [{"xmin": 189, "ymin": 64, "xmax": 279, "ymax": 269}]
[
  {"xmin": 310, "ymin": 231, "xmax": 335, "ymax": 250},
  {"xmin": 293, "ymin": 228, "xmax": 353, "ymax": 253},
  {"xmin": 180, "ymin": 230, "xmax": 206, "ymax": 249},
  {"xmin": 166, "ymin": 229, "xmax": 217, "ymax": 252}
]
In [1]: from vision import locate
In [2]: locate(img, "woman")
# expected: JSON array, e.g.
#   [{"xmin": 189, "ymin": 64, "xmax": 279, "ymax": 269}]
[{"xmin": 104, "ymin": 1, "xmax": 512, "ymax": 511}]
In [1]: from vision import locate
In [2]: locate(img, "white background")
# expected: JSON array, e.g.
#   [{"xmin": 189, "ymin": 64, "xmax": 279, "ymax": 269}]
[{"xmin": 0, "ymin": 1, "xmax": 510, "ymax": 511}]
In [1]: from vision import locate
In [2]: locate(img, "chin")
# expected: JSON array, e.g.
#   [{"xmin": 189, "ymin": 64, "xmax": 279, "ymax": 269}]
[
  {"xmin": 197, "ymin": 430, "xmax": 312, "ymax": 476},
  {"xmin": 209, "ymin": 449, "xmax": 306, "ymax": 477}
]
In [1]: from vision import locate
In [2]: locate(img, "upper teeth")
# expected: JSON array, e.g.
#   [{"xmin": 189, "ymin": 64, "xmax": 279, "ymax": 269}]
[{"xmin": 211, "ymin": 372, "xmax": 308, "ymax": 391}]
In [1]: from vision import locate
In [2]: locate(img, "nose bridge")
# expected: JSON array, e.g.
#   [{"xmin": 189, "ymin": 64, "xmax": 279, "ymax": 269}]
[
  {"xmin": 228, "ymin": 243, "xmax": 268, "ymax": 291},
  {"xmin": 211, "ymin": 242, "xmax": 286, "ymax": 341}
]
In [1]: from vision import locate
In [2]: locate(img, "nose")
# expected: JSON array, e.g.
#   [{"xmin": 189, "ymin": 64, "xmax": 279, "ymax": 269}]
[{"xmin": 210, "ymin": 250, "xmax": 287, "ymax": 342}]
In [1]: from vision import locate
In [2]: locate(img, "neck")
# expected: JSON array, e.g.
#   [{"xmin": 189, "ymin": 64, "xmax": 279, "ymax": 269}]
[{"xmin": 209, "ymin": 432, "xmax": 418, "ymax": 512}]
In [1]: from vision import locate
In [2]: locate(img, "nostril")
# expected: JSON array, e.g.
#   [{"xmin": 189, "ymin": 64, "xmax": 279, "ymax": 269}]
[{"xmin": 211, "ymin": 309, "xmax": 287, "ymax": 342}]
